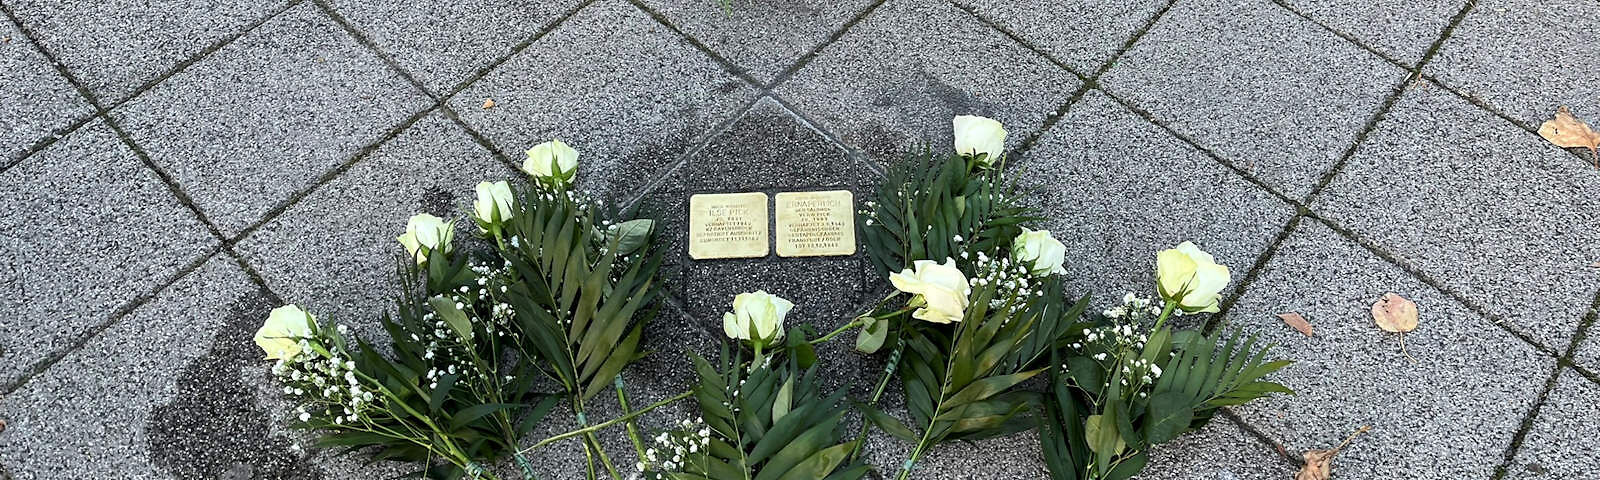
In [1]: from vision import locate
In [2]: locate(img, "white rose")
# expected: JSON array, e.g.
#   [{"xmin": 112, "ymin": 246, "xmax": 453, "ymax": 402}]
[
  {"xmin": 1011, "ymin": 227, "xmax": 1067, "ymax": 276},
  {"xmin": 722, "ymin": 291, "xmax": 793, "ymax": 345},
  {"xmin": 473, "ymin": 181, "xmax": 515, "ymax": 226},
  {"xmin": 396, "ymin": 213, "xmax": 454, "ymax": 265},
  {"xmin": 889, "ymin": 258, "xmax": 971, "ymax": 324},
  {"xmin": 524, "ymin": 139, "xmax": 579, "ymax": 182},
  {"xmin": 1156, "ymin": 241, "xmax": 1230, "ymax": 313},
  {"xmin": 254, "ymin": 305, "xmax": 315, "ymax": 360},
  {"xmin": 952, "ymin": 115, "xmax": 1006, "ymax": 166}
]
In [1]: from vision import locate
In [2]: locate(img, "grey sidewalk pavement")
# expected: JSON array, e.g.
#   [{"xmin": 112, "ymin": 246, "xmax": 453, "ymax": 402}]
[{"xmin": 2, "ymin": 0, "xmax": 1597, "ymax": 479}]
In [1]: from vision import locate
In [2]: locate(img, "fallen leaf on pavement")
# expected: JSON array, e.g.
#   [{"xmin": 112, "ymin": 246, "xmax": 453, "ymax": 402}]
[
  {"xmin": 1278, "ymin": 312, "xmax": 1313, "ymax": 337},
  {"xmin": 1372, "ymin": 293, "xmax": 1419, "ymax": 362},
  {"xmin": 1294, "ymin": 425, "xmax": 1372, "ymax": 480},
  {"xmin": 1589, "ymin": 261, "xmax": 1600, "ymax": 268},
  {"xmin": 1371, "ymin": 293, "xmax": 1417, "ymax": 333},
  {"xmin": 482, "ymin": 98, "xmax": 496, "ymax": 109},
  {"xmin": 1538, "ymin": 106, "xmax": 1600, "ymax": 168}
]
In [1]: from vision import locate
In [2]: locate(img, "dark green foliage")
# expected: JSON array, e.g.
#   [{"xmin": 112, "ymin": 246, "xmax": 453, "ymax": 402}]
[
  {"xmin": 658, "ymin": 347, "xmax": 869, "ymax": 480},
  {"xmin": 858, "ymin": 150, "xmax": 1035, "ymax": 278},
  {"xmin": 499, "ymin": 185, "xmax": 664, "ymax": 402},
  {"xmin": 1039, "ymin": 324, "xmax": 1292, "ymax": 480}
]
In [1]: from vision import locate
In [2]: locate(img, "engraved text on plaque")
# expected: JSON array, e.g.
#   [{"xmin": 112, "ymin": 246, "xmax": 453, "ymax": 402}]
[
  {"xmin": 689, "ymin": 192, "xmax": 769, "ymax": 259},
  {"xmin": 775, "ymin": 190, "xmax": 855, "ymax": 257}
]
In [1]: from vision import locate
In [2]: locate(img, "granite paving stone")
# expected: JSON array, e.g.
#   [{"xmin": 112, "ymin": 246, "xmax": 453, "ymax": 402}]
[
  {"xmin": 234, "ymin": 112, "xmax": 513, "ymax": 331},
  {"xmin": 1012, "ymin": 91, "xmax": 1295, "ymax": 314},
  {"xmin": 1577, "ymin": 324, "xmax": 1600, "ymax": 373},
  {"xmin": 5, "ymin": 0, "xmax": 290, "ymax": 101},
  {"xmin": 773, "ymin": 0, "xmax": 1082, "ymax": 161},
  {"xmin": 0, "ymin": 256, "xmax": 310, "ymax": 478},
  {"xmin": 111, "ymin": 2, "xmax": 432, "ymax": 237},
  {"xmin": 325, "ymin": 0, "xmax": 585, "ymax": 94},
  {"xmin": 635, "ymin": 0, "xmax": 879, "ymax": 83},
  {"xmin": 1136, "ymin": 418, "xmax": 1293, "ymax": 480},
  {"xmin": 1314, "ymin": 84, "xmax": 1600, "ymax": 351},
  {"xmin": 449, "ymin": 0, "xmax": 758, "ymax": 205},
  {"xmin": 0, "ymin": 119, "xmax": 216, "ymax": 386},
  {"xmin": 1507, "ymin": 370, "xmax": 1600, "ymax": 478},
  {"xmin": 1277, "ymin": 0, "xmax": 1462, "ymax": 66},
  {"xmin": 0, "ymin": 20, "xmax": 93, "ymax": 166},
  {"xmin": 954, "ymin": 0, "xmax": 1167, "ymax": 74},
  {"xmin": 1099, "ymin": 0, "xmax": 1402, "ymax": 199},
  {"xmin": 1429, "ymin": 0, "xmax": 1600, "ymax": 130},
  {"xmin": 1226, "ymin": 219, "xmax": 1555, "ymax": 480}
]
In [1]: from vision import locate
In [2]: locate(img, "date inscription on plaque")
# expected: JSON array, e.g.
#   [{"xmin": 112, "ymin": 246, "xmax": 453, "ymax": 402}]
[
  {"xmin": 775, "ymin": 190, "xmax": 855, "ymax": 258},
  {"xmin": 689, "ymin": 192, "xmax": 769, "ymax": 260}
]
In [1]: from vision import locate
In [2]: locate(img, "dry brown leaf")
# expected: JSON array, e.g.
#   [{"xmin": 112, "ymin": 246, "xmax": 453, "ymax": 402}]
[
  {"xmin": 1294, "ymin": 426, "xmax": 1372, "ymax": 480},
  {"xmin": 1371, "ymin": 293, "xmax": 1417, "ymax": 333},
  {"xmin": 482, "ymin": 98, "xmax": 496, "ymax": 109},
  {"xmin": 1278, "ymin": 312, "xmax": 1313, "ymax": 337},
  {"xmin": 1589, "ymin": 260, "xmax": 1600, "ymax": 268},
  {"xmin": 1539, "ymin": 106, "xmax": 1600, "ymax": 168}
]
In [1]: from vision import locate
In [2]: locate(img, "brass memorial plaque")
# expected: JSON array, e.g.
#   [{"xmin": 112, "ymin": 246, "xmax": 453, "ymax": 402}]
[
  {"xmin": 775, "ymin": 190, "xmax": 856, "ymax": 258},
  {"xmin": 689, "ymin": 192, "xmax": 769, "ymax": 259}
]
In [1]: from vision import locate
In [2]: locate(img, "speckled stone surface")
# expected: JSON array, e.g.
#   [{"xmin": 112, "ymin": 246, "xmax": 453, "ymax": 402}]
[{"xmin": 1, "ymin": 0, "xmax": 1594, "ymax": 477}]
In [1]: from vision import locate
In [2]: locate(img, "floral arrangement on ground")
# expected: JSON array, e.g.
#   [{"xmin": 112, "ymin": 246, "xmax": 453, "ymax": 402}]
[{"xmin": 253, "ymin": 117, "xmax": 1293, "ymax": 480}]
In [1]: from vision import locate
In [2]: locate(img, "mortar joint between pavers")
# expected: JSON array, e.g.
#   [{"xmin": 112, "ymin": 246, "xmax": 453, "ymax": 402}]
[
  {"xmin": 438, "ymin": 0, "xmax": 600, "ymax": 102},
  {"xmin": 0, "ymin": 246, "xmax": 223, "ymax": 396},
  {"xmin": 226, "ymin": 102, "xmax": 445, "ymax": 244},
  {"xmin": 1419, "ymin": 73, "xmax": 1600, "ymax": 168},
  {"xmin": 1219, "ymin": 408, "xmax": 1301, "ymax": 466},
  {"xmin": 762, "ymin": 0, "xmax": 888, "ymax": 91},
  {"xmin": 1206, "ymin": 213, "xmax": 1306, "ymax": 333},
  {"xmin": 1490, "ymin": 362, "xmax": 1567, "ymax": 479},
  {"xmin": 1302, "ymin": 213, "xmax": 1568, "ymax": 360},
  {"xmin": 1299, "ymin": 0, "xmax": 1477, "ymax": 207},
  {"xmin": 1, "ymin": 0, "xmax": 302, "ymax": 175},
  {"xmin": 308, "ymin": 0, "xmax": 441, "ymax": 102},
  {"xmin": 619, "ymin": 93, "xmax": 770, "ymax": 213}
]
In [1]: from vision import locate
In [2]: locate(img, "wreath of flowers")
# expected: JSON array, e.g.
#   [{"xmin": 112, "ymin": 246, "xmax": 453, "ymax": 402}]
[{"xmin": 253, "ymin": 116, "xmax": 1291, "ymax": 480}]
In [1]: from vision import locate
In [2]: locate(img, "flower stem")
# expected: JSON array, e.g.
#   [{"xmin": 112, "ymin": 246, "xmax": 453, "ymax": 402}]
[
  {"xmin": 809, "ymin": 318, "xmax": 867, "ymax": 345},
  {"xmin": 613, "ymin": 377, "xmax": 650, "ymax": 470},
  {"xmin": 1151, "ymin": 300, "xmax": 1179, "ymax": 332},
  {"xmin": 520, "ymin": 391, "xmax": 694, "ymax": 455}
]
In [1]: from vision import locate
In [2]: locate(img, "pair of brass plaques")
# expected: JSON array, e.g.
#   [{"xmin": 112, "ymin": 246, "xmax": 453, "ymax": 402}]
[{"xmin": 688, "ymin": 190, "xmax": 856, "ymax": 260}]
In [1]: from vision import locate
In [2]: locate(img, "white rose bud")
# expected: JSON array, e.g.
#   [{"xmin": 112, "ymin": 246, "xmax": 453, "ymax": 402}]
[
  {"xmin": 396, "ymin": 213, "xmax": 454, "ymax": 265},
  {"xmin": 1156, "ymin": 241, "xmax": 1230, "ymax": 313},
  {"xmin": 473, "ymin": 180, "xmax": 515, "ymax": 228},
  {"xmin": 1011, "ymin": 227, "xmax": 1067, "ymax": 277},
  {"xmin": 524, "ymin": 139, "xmax": 579, "ymax": 183},
  {"xmin": 254, "ymin": 305, "xmax": 315, "ymax": 360},
  {"xmin": 889, "ymin": 258, "xmax": 971, "ymax": 324},
  {"xmin": 722, "ymin": 291, "xmax": 793, "ymax": 346},
  {"xmin": 952, "ymin": 115, "xmax": 1006, "ymax": 166}
]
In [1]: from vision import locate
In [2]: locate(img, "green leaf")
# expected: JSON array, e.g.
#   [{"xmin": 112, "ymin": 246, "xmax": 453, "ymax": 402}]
[
  {"xmin": 605, "ymin": 219, "xmax": 655, "ymax": 255},
  {"xmin": 1142, "ymin": 391, "xmax": 1194, "ymax": 444},
  {"xmin": 448, "ymin": 403, "xmax": 518, "ymax": 431},
  {"xmin": 855, "ymin": 316, "xmax": 889, "ymax": 354},
  {"xmin": 773, "ymin": 377, "xmax": 795, "ymax": 424},
  {"xmin": 775, "ymin": 441, "xmax": 856, "ymax": 480},
  {"xmin": 1084, "ymin": 414, "xmax": 1124, "ymax": 456},
  {"xmin": 854, "ymin": 402, "xmax": 917, "ymax": 442},
  {"xmin": 1104, "ymin": 451, "xmax": 1148, "ymax": 480},
  {"xmin": 427, "ymin": 296, "xmax": 473, "ymax": 343},
  {"xmin": 428, "ymin": 374, "xmax": 458, "ymax": 412}
]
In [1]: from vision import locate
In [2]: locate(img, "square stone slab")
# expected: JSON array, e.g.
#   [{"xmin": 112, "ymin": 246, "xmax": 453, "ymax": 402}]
[
  {"xmin": 0, "ymin": 21, "xmax": 93, "ymax": 166},
  {"xmin": 449, "ymin": 0, "xmax": 758, "ymax": 205},
  {"xmin": 953, "ymin": 0, "xmax": 1167, "ymax": 74},
  {"xmin": 111, "ymin": 2, "xmax": 432, "ymax": 237},
  {"xmin": 1226, "ymin": 219, "xmax": 1555, "ymax": 480},
  {"xmin": 1099, "ymin": 0, "xmax": 1403, "ymax": 200},
  {"xmin": 1011, "ymin": 90, "xmax": 1295, "ymax": 311},
  {"xmin": 634, "ymin": 0, "xmax": 879, "ymax": 83},
  {"xmin": 1429, "ymin": 0, "xmax": 1600, "ymax": 128},
  {"xmin": 235, "ymin": 112, "xmax": 513, "ymax": 328},
  {"xmin": 325, "ymin": 0, "xmax": 585, "ymax": 94},
  {"xmin": 0, "ymin": 256, "xmax": 315, "ymax": 478},
  {"xmin": 1278, "ymin": 0, "xmax": 1463, "ymax": 66},
  {"xmin": 5, "ymin": 0, "xmax": 290, "ymax": 101},
  {"xmin": 0, "ymin": 119, "xmax": 216, "ymax": 387},
  {"xmin": 1138, "ymin": 417, "xmax": 1295, "ymax": 480},
  {"xmin": 773, "ymin": 0, "xmax": 1081, "ymax": 161},
  {"xmin": 1507, "ymin": 370, "xmax": 1600, "ymax": 478},
  {"xmin": 1313, "ymin": 84, "xmax": 1600, "ymax": 351}
]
